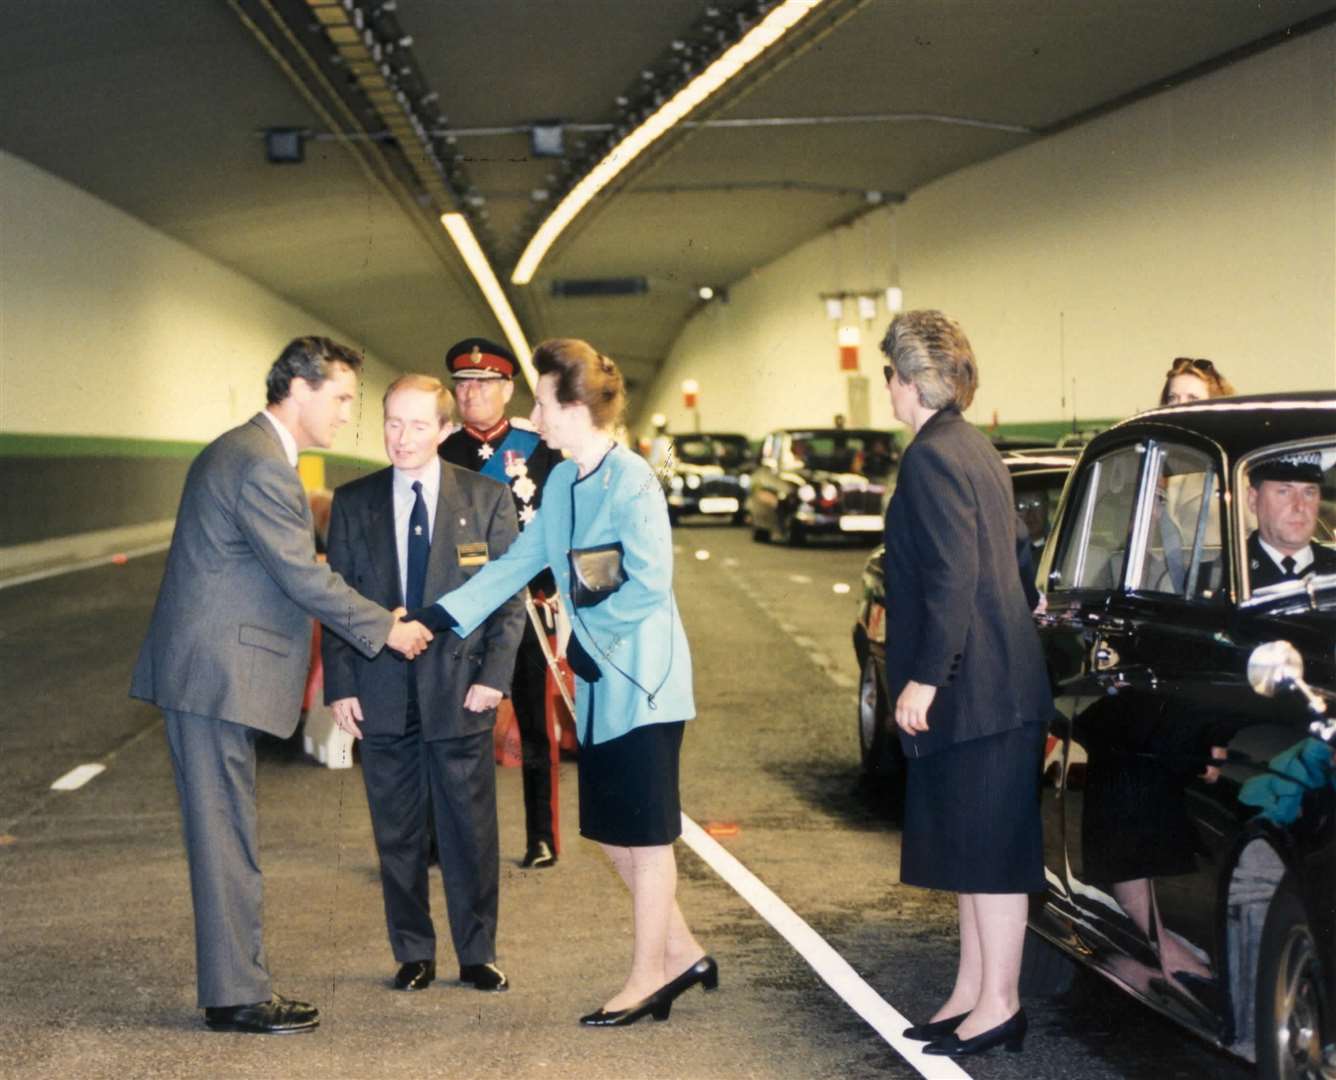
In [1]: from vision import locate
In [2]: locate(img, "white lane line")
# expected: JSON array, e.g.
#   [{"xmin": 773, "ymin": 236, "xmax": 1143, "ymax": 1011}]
[
  {"xmin": 787, "ymin": 573, "xmax": 812, "ymax": 584},
  {"xmin": 679, "ymin": 816, "xmax": 970, "ymax": 1080},
  {"xmin": 50, "ymin": 764, "xmax": 107, "ymax": 791},
  {"xmin": 0, "ymin": 540, "xmax": 171, "ymax": 589}
]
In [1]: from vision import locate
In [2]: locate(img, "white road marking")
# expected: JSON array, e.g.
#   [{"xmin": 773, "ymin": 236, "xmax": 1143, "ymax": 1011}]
[
  {"xmin": 723, "ymin": 557, "xmax": 739, "ymax": 567},
  {"xmin": 679, "ymin": 816, "xmax": 971, "ymax": 1080},
  {"xmin": 0, "ymin": 541, "xmax": 171, "ymax": 590},
  {"xmin": 792, "ymin": 635, "xmax": 817, "ymax": 649},
  {"xmin": 694, "ymin": 549, "xmax": 711, "ymax": 561},
  {"xmin": 833, "ymin": 582, "xmax": 851, "ymax": 594},
  {"xmin": 50, "ymin": 764, "xmax": 107, "ymax": 791},
  {"xmin": 787, "ymin": 573, "xmax": 812, "ymax": 584}
]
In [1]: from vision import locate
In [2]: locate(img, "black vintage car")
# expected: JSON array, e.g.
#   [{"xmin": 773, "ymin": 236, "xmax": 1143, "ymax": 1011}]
[
  {"xmin": 653, "ymin": 432, "xmax": 753, "ymax": 525},
  {"xmin": 852, "ymin": 450, "xmax": 1076, "ymax": 779},
  {"xmin": 1028, "ymin": 393, "xmax": 1335, "ymax": 1078},
  {"xmin": 748, "ymin": 427, "xmax": 898, "ymax": 544}
]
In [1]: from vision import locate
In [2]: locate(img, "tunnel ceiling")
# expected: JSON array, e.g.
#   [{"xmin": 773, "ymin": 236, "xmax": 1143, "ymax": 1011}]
[{"xmin": 3, "ymin": 1, "xmax": 1333, "ymax": 391}]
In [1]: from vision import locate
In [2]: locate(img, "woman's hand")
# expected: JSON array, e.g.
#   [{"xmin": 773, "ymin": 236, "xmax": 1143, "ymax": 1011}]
[{"xmin": 894, "ymin": 680, "xmax": 937, "ymax": 735}]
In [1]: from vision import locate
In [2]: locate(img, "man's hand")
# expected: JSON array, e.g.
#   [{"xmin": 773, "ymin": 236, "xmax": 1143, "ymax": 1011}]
[
  {"xmin": 463, "ymin": 684, "xmax": 504, "ymax": 713},
  {"xmin": 332, "ymin": 697, "xmax": 365, "ymax": 740},
  {"xmin": 387, "ymin": 608, "xmax": 432, "ymax": 659},
  {"xmin": 894, "ymin": 679, "xmax": 938, "ymax": 736}
]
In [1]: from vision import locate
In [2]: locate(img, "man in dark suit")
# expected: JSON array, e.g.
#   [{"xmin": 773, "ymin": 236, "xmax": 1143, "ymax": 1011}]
[
  {"xmin": 324, "ymin": 374, "xmax": 524, "ymax": 994},
  {"xmin": 1246, "ymin": 451, "xmax": 1336, "ymax": 589},
  {"xmin": 131, "ymin": 337, "xmax": 434, "ymax": 1034},
  {"xmin": 439, "ymin": 338, "xmax": 565, "ymax": 869}
]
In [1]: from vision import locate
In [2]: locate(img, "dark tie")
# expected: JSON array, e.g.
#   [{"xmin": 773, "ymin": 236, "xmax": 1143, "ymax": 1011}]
[
  {"xmin": 1281, "ymin": 556, "xmax": 1297, "ymax": 578},
  {"xmin": 405, "ymin": 480, "xmax": 430, "ymax": 609}
]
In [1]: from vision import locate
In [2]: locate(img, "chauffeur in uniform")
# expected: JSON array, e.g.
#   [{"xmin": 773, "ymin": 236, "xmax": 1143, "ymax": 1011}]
[
  {"xmin": 439, "ymin": 337, "xmax": 566, "ymax": 868},
  {"xmin": 324, "ymin": 374, "xmax": 524, "ymax": 994},
  {"xmin": 1246, "ymin": 450, "xmax": 1336, "ymax": 589}
]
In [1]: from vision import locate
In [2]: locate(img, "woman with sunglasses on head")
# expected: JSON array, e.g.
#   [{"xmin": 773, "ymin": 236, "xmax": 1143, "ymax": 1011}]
[
  {"xmin": 1159, "ymin": 356, "xmax": 1235, "ymax": 406},
  {"xmin": 880, "ymin": 311, "xmax": 1052, "ymax": 1058},
  {"xmin": 406, "ymin": 338, "xmax": 714, "ymax": 1028}
]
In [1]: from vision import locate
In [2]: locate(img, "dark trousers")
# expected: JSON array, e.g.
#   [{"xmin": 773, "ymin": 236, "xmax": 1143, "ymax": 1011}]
[
  {"xmin": 163, "ymin": 710, "xmax": 271, "ymax": 1008},
  {"xmin": 359, "ymin": 702, "xmax": 499, "ymax": 966},
  {"xmin": 511, "ymin": 621, "xmax": 555, "ymax": 849}
]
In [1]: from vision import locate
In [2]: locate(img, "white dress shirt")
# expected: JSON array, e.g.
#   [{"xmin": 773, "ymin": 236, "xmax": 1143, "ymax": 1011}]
[
  {"xmin": 393, "ymin": 458, "xmax": 442, "ymax": 603},
  {"xmin": 1258, "ymin": 535, "xmax": 1314, "ymax": 576},
  {"xmin": 260, "ymin": 410, "xmax": 299, "ymax": 467}
]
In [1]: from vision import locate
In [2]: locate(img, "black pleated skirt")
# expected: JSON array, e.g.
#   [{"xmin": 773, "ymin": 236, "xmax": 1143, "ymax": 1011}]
[
  {"xmin": 578, "ymin": 721, "xmax": 685, "ymax": 847},
  {"xmin": 901, "ymin": 722, "xmax": 1046, "ymax": 894}
]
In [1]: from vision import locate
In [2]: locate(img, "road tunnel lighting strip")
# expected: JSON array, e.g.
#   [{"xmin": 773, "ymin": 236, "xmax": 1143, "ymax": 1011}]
[
  {"xmin": 678, "ymin": 816, "xmax": 971, "ymax": 1080},
  {"xmin": 510, "ymin": 0, "xmax": 831, "ymax": 286},
  {"xmin": 440, "ymin": 212, "xmax": 537, "ymax": 388}
]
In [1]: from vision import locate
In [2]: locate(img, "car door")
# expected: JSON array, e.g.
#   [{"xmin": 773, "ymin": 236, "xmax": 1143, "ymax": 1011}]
[{"xmin": 1037, "ymin": 439, "xmax": 1148, "ymax": 935}]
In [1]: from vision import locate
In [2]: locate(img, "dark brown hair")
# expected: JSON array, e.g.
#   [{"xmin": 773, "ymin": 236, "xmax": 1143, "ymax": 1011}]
[
  {"xmin": 1159, "ymin": 357, "xmax": 1235, "ymax": 404},
  {"xmin": 532, "ymin": 338, "xmax": 626, "ymax": 430},
  {"xmin": 266, "ymin": 336, "xmax": 363, "ymax": 405}
]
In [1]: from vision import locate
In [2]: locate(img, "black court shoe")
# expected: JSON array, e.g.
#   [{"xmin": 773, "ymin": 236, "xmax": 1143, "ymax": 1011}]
[
  {"xmin": 579, "ymin": 991, "xmax": 673, "ymax": 1027},
  {"xmin": 204, "ymin": 994, "xmax": 319, "ymax": 1034},
  {"xmin": 661, "ymin": 955, "xmax": 719, "ymax": 1001},
  {"xmin": 902, "ymin": 1011, "xmax": 967, "ymax": 1041},
  {"xmin": 923, "ymin": 1009, "xmax": 1027, "ymax": 1056}
]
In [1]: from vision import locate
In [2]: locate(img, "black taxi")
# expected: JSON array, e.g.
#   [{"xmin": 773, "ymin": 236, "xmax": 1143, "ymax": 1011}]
[{"xmin": 1030, "ymin": 392, "xmax": 1336, "ymax": 1079}]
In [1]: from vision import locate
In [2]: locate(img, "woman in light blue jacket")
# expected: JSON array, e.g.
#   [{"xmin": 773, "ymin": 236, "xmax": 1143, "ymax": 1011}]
[{"xmin": 410, "ymin": 338, "xmax": 715, "ymax": 1027}]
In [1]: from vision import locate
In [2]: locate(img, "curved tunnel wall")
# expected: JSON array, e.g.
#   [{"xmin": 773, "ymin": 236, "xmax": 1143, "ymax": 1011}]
[
  {"xmin": 0, "ymin": 151, "xmax": 396, "ymax": 549},
  {"xmin": 638, "ymin": 26, "xmax": 1335, "ymax": 441}
]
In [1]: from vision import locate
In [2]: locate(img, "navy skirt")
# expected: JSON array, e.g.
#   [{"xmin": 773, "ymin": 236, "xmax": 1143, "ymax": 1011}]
[
  {"xmin": 901, "ymin": 722, "xmax": 1046, "ymax": 894},
  {"xmin": 578, "ymin": 721, "xmax": 685, "ymax": 847}
]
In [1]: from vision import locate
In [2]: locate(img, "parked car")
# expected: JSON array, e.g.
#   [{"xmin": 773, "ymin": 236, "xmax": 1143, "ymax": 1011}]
[
  {"xmin": 653, "ymin": 432, "xmax": 753, "ymax": 525},
  {"xmin": 852, "ymin": 450, "xmax": 1075, "ymax": 780},
  {"xmin": 748, "ymin": 427, "xmax": 898, "ymax": 545},
  {"xmin": 1026, "ymin": 392, "xmax": 1335, "ymax": 1078}
]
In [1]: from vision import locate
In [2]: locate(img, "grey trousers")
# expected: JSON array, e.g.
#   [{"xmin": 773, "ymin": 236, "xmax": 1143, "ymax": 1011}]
[
  {"xmin": 163, "ymin": 710, "xmax": 271, "ymax": 1008},
  {"xmin": 360, "ymin": 712, "xmax": 499, "ymax": 968}
]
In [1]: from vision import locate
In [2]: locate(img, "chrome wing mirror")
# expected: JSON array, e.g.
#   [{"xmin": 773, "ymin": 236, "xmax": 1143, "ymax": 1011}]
[{"xmin": 1247, "ymin": 640, "xmax": 1335, "ymax": 743}]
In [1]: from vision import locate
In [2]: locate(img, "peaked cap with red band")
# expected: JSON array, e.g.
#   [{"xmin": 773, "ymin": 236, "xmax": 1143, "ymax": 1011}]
[{"xmin": 444, "ymin": 336, "xmax": 518, "ymax": 381}]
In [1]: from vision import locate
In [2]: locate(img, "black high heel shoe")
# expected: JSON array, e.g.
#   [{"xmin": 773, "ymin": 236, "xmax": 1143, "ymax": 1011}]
[
  {"xmin": 579, "ymin": 992, "xmax": 672, "ymax": 1027},
  {"xmin": 902, "ymin": 1011, "xmax": 967, "ymax": 1041},
  {"xmin": 661, "ymin": 956, "xmax": 719, "ymax": 1001},
  {"xmin": 923, "ymin": 1009, "xmax": 1027, "ymax": 1056}
]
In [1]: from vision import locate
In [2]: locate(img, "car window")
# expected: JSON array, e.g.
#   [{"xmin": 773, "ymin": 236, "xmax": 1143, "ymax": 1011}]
[
  {"xmin": 1133, "ymin": 443, "xmax": 1225, "ymax": 601},
  {"xmin": 1241, "ymin": 441, "xmax": 1336, "ymax": 592},
  {"xmin": 1013, "ymin": 470, "xmax": 1067, "ymax": 551},
  {"xmin": 675, "ymin": 437, "xmax": 716, "ymax": 465},
  {"xmin": 713, "ymin": 438, "xmax": 751, "ymax": 467},
  {"xmin": 780, "ymin": 433, "xmax": 894, "ymax": 476},
  {"xmin": 1050, "ymin": 444, "xmax": 1144, "ymax": 591}
]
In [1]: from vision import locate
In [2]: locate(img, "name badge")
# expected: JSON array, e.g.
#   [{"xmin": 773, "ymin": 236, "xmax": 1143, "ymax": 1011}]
[{"xmin": 457, "ymin": 542, "xmax": 489, "ymax": 567}]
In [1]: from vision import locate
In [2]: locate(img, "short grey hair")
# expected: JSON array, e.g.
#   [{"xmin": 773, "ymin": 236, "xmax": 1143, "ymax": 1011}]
[
  {"xmin": 880, "ymin": 310, "xmax": 978, "ymax": 411},
  {"xmin": 266, "ymin": 336, "xmax": 364, "ymax": 405}
]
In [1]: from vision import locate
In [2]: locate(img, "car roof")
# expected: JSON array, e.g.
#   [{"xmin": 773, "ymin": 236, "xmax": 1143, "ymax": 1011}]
[{"xmin": 1106, "ymin": 392, "xmax": 1336, "ymax": 461}]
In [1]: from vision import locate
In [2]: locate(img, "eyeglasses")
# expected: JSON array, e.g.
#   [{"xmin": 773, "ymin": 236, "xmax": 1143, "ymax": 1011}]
[{"xmin": 1170, "ymin": 357, "xmax": 1216, "ymax": 375}]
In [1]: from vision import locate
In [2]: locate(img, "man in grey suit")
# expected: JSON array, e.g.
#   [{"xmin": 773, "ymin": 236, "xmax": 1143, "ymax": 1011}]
[
  {"xmin": 323, "ymin": 374, "xmax": 524, "ymax": 994},
  {"xmin": 131, "ymin": 336, "xmax": 434, "ymax": 1034}
]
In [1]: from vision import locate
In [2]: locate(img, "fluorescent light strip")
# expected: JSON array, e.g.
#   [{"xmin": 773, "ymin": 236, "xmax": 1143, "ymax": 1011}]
[
  {"xmin": 511, "ymin": 0, "xmax": 827, "ymax": 285},
  {"xmin": 440, "ymin": 213, "xmax": 537, "ymax": 388}
]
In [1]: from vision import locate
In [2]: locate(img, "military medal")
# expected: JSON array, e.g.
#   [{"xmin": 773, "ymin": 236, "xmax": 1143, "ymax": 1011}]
[{"xmin": 478, "ymin": 443, "xmax": 494, "ymax": 461}]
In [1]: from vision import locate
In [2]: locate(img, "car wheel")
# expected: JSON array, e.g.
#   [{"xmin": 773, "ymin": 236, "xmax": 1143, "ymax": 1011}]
[
  {"xmin": 1018, "ymin": 927, "xmax": 1076, "ymax": 997},
  {"xmin": 857, "ymin": 655, "xmax": 889, "ymax": 775},
  {"xmin": 1256, "ymin": 878, "xmax": 1327, "ymax": 1080},
  {"xmin": 781, "ymin": 512, "xmax": 804, "ymax": 547}
]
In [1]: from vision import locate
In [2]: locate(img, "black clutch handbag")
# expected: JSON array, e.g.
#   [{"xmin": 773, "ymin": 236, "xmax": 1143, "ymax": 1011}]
[{"xmin": 569, "ymin": 542, "xmax": 625, "ymax": 607}]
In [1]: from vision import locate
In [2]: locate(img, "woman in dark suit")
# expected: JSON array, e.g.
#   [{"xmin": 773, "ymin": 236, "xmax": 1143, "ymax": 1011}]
[
  {"xmin": 880, "ymin": 311, "xmax": 1051, "ymax": 1057},
  {"xmin": 409, "ymin": 339, "xmax": 714, "ymax": 1027}
]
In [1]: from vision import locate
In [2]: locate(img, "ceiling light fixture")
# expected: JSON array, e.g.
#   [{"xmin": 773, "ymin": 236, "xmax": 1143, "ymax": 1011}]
[
  {"xmin": 440, "ymin": 212, "xmax": 535, "ymax": 386},
  {"xmin": 510, "ymin": 0, "xmax": 829, "ymax": 285}
]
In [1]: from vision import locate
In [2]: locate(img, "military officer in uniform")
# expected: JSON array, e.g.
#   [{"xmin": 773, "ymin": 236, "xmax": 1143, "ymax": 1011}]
[
  {"xmin": 1246, "ymin": 450, "xmax": 1336, "ymax": 590},
  {"xmin": 440, "ymin": 337, "xmax": 566, "ymax": 868}
]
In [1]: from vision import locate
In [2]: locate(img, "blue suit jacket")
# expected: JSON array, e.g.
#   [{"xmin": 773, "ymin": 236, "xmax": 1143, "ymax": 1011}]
[{"xmin": 435, "ymin": 444, "xmax": 694, "ymax": 745}]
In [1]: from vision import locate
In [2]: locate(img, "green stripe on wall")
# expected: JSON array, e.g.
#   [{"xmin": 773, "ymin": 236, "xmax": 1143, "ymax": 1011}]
[{"xmin": 0, "ymin": 432, "xmax": 384, "ymax": 468}]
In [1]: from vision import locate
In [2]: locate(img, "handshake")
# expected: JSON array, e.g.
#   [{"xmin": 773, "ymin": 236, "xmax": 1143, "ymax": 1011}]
[{"xmin": 385, "ymin": 607, "xmax": 433, "ymax": 660}]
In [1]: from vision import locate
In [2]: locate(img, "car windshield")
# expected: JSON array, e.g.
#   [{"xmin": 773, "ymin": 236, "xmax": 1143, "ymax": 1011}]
[
  {"xmin": 674, "ymin": 435, "xmax": 751, "ymax": 467},
  {"xmin": 784, "ymin": 432, "xmax": 895, "ymax": 477},
  {"xmin": 1242, "ymin": 440, "xmax": 1336, "ymax": 596}
]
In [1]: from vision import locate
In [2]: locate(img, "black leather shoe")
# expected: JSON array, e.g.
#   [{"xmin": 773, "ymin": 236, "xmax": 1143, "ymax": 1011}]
[
  {"xmin": 204, "ymin": 994, "xmax": 319, "ymax": 1034},
  {"xmin": 580, "ymin": 992, "xmax": 672, "ymax": 1027},
  {"xmin": 522, "ymin": 841, "xmax": 557, "ymax": 869},
  {"xmin": 662, "ymin": 955, "xmax": 719, "ymax": 1001},
  {"xmin": 393, "ymin": 960, "xmax": 436, "ymax": 991},
  {"xmin": 459, "ymin": 962, "xmax": 508, "ymax": 991},
  {"xmin": 924, "ymin": 1010, "xmax": 1027, "ymax": 1056},
  {"xmin": 903, "ymin": 1011, "xmax": 968, "ymax": 1041}
]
